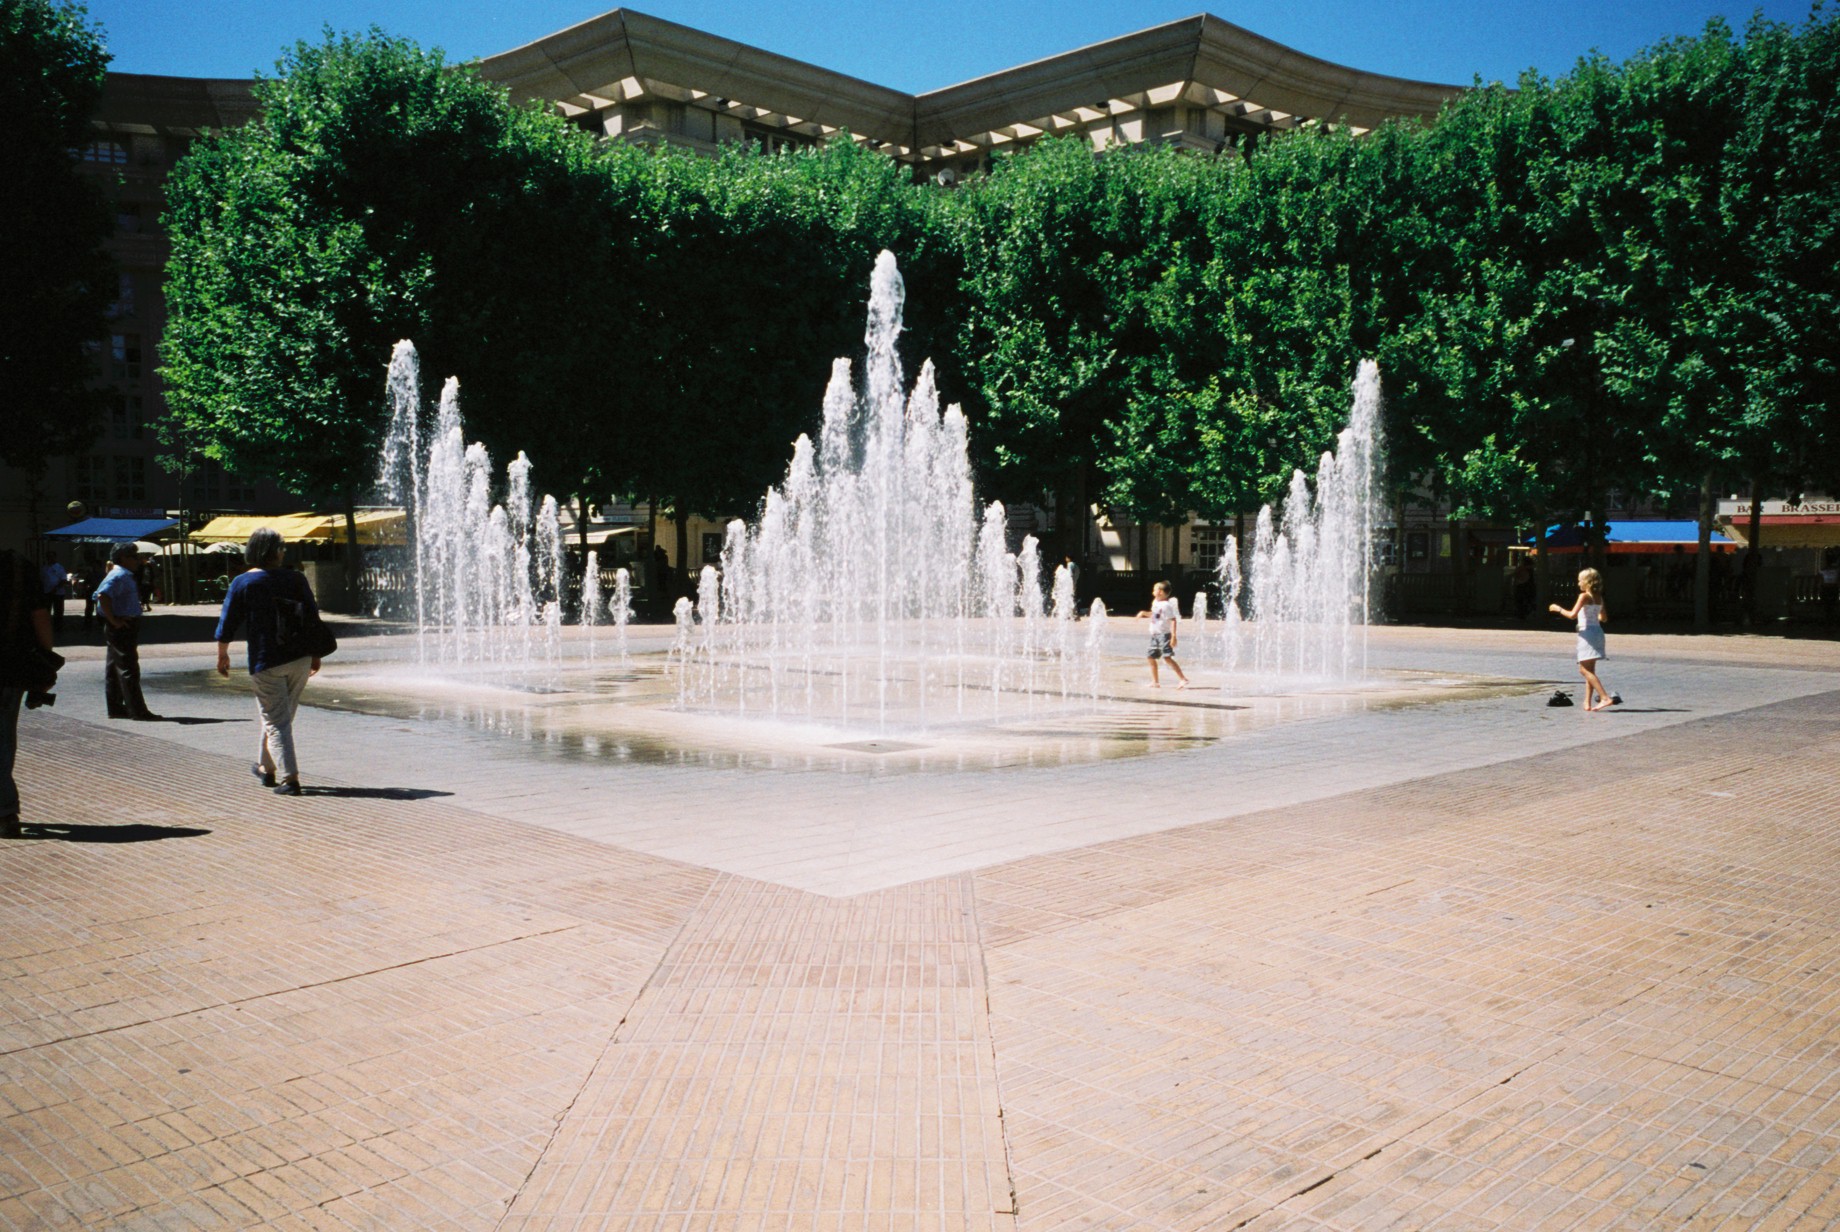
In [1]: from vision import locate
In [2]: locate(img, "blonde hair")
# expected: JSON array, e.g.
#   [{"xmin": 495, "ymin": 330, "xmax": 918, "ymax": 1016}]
[
  {"xmin": 1578, "ymin": 568, "xmax": 1603, "ymax": 600},
  {"xmin": 1152, "ymin": 581, "xmax": 1170, "ymax": 597}
]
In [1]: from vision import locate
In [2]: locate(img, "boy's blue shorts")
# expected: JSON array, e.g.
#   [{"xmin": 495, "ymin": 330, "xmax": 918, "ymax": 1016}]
[{"xmin": 1148, "ymin": 633, "xmax": 1174, "ymax": 659}]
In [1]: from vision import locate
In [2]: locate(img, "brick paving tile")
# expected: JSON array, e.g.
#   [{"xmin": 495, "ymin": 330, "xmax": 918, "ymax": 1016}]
[{"xmin": 3, "ymin": 630, "xmax": 1839, "ymax": 1227}]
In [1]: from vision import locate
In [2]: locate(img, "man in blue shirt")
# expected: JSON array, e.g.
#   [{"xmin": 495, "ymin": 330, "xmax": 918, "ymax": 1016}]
[{"xmin": 94, "ymin": 542, "xmax": 160, "ymax": 720}]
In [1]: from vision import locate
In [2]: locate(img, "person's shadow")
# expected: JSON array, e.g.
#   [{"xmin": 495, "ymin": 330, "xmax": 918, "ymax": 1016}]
[
  {"xmin": 10, "ymin": 823, "xmax": 211, "ymax": 843},
  {"xmin": 300, "ymin": 786, "xmax": 453, "ymax": 800}
]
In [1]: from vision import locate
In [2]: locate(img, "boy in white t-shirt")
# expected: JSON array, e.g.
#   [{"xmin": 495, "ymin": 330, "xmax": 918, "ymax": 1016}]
[{"xmin": 1136, "ymin": 580, "xmax": 1188, "ymax": 688}]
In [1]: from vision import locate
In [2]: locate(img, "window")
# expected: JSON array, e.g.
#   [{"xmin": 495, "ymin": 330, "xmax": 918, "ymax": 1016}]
[
  {"xmin": 1190, "ymin": 524, "xmax": 1228, "ymax": 575},
  {"xmin": 110, "ymin": 334, "xmax": 141, "ymax": 383},
  {"xmin": 73, "ymin": 456, "xmax": 106, "ymax": 504},
  {"xmin": 112, "ymin": 455, "xmax": 147, "ymax": 502},
  {"xmin": 111, "ymin": 395, "xmax": 143, "ymax": 440},
  {"xmin": 190, "ymin": 464, "xmax": 221, "ymax": 506},
  {"xmin": 702, "ymin": 532, "xmax": 724, "ymax": 564},
  {"xmin": 77, "ymin": 139, "xmax": 127, "ymax": 164},
  {"xmin": 116, "ymin": 204, "xmax": 142, "ymax": 234},
  {"xmin": 108, "ymin": 272, "xmax": 136, "ymax": 319},
  {"xmin": 193, "ymin": 459, "xmax": 255, "ymax": 506}
]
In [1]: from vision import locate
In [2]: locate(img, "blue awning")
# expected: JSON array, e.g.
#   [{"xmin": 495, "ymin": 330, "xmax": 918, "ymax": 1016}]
[
  {"xmin": 42, "ymin": 517, "xmax": 179, "ymax": 543},
  {"xmin": 1534, "ymin": 520, "xmax": 1733, "ymax": 548}
]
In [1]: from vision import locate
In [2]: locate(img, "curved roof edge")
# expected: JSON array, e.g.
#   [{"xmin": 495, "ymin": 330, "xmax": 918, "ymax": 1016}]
[
  {"xmin": 915, "ymin": 14, "xmax": 1464, "ymax": 146},
  {"xmin": 477, "ymin": 9, "xmax": 916, "ymax": 141},
  {"xmin": 96, "ymin": 10, "xmax": 1469, "ymax": 153}
]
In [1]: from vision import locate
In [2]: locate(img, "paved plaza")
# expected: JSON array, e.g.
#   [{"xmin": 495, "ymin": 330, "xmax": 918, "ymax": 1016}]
[{"xmin": 4, "ymin": 618, "xmax": 1840, "ymax": 1229}]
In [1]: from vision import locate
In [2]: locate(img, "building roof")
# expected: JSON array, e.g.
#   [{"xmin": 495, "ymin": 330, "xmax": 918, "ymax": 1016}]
[
  {"xmin": 913, "ymin": 14, "xmax": 1463, "ymax": 152},
  {"xmin": 478, "ymin": 9, "xmax": 1466, "ymax": 162},
  {"xmin": 479, "ymin": 10, "xmax": 917, "ymax": 151},
  {"xmin": 94, "ymin": 11, "xmax": 1467, "ymax": 159}
]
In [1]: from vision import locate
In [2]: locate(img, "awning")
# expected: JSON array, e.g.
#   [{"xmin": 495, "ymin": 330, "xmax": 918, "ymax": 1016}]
[
  {"xmin": 1717, "ymin": 514, "xmax": 1840, "ymax": 549},
  {"xmin": 1532, "ymin": 520, "xmax": 1736, "ymax": 554},
  {"xmin": 192, "ymin": 513, "xmax": 333, "ymax": 543},
  {"xmin": 42, "ymin": 517, "xmax": 179, "ymax": 543},
  {"xmin": 569, "ymin": 526, "xmax": 639, "ymax": 548},
  {"xmin": 191, "ymin": 510, "xmax": 406, "ymax": 546}
]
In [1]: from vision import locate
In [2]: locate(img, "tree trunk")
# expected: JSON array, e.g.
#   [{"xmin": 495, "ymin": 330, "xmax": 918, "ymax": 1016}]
[
  {"xmin": 1057, "ymin": 467, "xmax": 1087, "ymax": 569},
  {"xmin": 1747, "ymin": 474, "xmax": 1765, "ymax": 556},
  {"xmin": 342, "ymin": 489, "xmax": 362, "ymax": 616},
  {"xmin": 1694, "ymin": 470, "xmax": 1713, "ymax": 632},
  {"xmin": 1537, "ymin": 508, "xmax": 1556, "ymax": 614},
  {"xmin": 675, "ymin": 508, "xmax": 690, "ymax": 598},
  {"xmin": 1449, "ymin": 507, "xmax": 1467, "ymax": 616}
]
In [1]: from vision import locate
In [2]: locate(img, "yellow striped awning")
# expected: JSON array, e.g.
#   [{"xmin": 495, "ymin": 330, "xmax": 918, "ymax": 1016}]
[{"xmin": 191, "ymin": 511, "xmax": 406, "ymax": 546}]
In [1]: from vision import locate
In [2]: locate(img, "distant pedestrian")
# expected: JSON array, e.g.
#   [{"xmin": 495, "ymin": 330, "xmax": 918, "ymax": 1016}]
[
  {"xmin": 1819, "ymin": 550, "xmax": 1839, "ymax": 628},
  {"xmin": 1137, "ymin": 580, "xmax": 1188, "ymax": 689},
  {"xmin": 94, "ymin": 543, "xmax": 160, "ymax": 720},
  {"xmin": 652, "ymin": 544, "xmax": 671, "ymax": 600},
  {"xmin": 1063, "ymin": 554, "xmax": 1081, "ymax": 603},
  {"xmin": 1510, "ymin": 557, "xmax": 1536, "ymax": 620},
  {"xmin": 1551, "ymin": 567, "xmax": 1619, "ymax": 712},
  {"xmin": 40, "ymin": 553, "xmax": 69, "ymax": 638},
  {"xmin": 78, "ymin": 565, "xmax": 97, "ymax": 629},
  {"xmin": 214, "ymin": 528, "xmax": 326, "ymax": 796},
  {"xmin": 1740, "ymin": 548, "xmax": 1761, "ymax": 624}
]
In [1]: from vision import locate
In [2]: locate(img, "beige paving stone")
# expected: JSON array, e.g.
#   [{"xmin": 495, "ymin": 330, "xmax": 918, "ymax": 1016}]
[{"xmin": 5, "ymin": 630, "xmax": 1840, "ymax": 1226}]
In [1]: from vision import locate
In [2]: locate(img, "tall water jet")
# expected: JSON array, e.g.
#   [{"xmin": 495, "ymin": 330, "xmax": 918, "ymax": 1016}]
[
  {"xmin": 1236, "ymin": 360, "xmax": 1384, "ymax": 681},
  {"xmin": 1216, "ymin": 535, "xmax": 1243, "ymax": 672},
  {"xmin": 582, "ymin": 550, "xmax": 602, "ymax": 661},
  {"xmin": 610, "ymin": 567, "xmax": 632, "ymax": 664},
  {"xmin": 674, "ymin": 252, "xmax": 1102, "ymax": 728},
  {"xmin": 376, "ymin": 341, "xmax": 588, "ymax": 673}
]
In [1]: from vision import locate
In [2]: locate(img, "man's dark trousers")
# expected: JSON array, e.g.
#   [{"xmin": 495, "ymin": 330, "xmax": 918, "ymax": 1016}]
[{"xmin": 104, "ymin": 620, "xmax": 153, "ymax": 718}]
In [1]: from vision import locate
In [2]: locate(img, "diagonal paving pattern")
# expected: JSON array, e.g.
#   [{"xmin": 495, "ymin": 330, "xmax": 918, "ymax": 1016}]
[{"xmin": 0, "ymin": 625, "xmax": 1837, "ymax": 1229}]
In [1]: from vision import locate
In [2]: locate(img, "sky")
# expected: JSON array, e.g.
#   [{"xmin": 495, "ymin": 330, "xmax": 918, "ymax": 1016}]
[{"xmin": 87, "ymin": 0, "xmax": 1819, "ymax": 91}]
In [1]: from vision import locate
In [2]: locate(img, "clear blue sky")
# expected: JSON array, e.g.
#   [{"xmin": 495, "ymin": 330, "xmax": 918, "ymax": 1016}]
[{"xmin": 88, "ymin": 0, "xmax": 1817, "ymax": 90}]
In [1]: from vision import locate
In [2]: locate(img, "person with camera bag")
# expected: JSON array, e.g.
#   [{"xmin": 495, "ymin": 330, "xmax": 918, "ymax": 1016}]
[
  {"xmin": 2, "ymin": 549, "xmax": 63, "ymax": 836},
  {"xmin": 214, "ymin": 528, "xmax": 335, "ymax": 797}
]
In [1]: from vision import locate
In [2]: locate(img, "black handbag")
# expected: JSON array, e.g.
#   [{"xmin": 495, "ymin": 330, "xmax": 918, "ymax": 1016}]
[{"xmin": 306, "ymin": 613, "xmax": 338, "ymax": 658}]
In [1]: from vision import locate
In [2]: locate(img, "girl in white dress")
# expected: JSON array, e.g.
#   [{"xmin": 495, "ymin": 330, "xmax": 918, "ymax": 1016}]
[{"xmin": 1550, "ymin": 567, "xmax": 1619, "ymax": 710}]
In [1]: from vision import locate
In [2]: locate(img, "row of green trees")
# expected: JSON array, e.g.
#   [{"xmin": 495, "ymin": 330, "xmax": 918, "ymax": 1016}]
[{"xmin": 152, "ymin": 13, "xmax": 1838, "ymax": 616}]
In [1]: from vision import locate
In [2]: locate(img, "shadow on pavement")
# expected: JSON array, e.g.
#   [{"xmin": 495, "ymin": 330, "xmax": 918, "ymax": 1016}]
[
  {"xmin": 10, "ymin": 823, "xmax": 212, "ymax": 843},
  {"xmin": 300, "ymin": 786, "xmax": 453, "ymax": 800},
  {"xmin": 150, "ymin": 716, "xmax": 248, "ymax": 726}
]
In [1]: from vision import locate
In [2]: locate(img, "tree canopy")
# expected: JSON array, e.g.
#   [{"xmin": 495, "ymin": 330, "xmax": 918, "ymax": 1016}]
[
  {"xmin": 160, "ymin": 30, "xmax": 639, "ymax": 536},
  {"xmin": 0, "ymin": 0, "xmax": 113, "ymax": 475},
  {"xmin": 156, "ymin": 12, "xmax": 1840, "ymax": 595}
]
